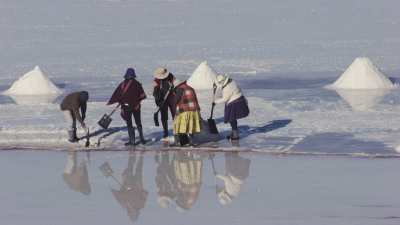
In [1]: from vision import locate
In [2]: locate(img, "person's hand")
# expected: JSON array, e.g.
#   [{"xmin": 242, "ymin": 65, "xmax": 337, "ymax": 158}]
[
  {"xmin": 134, "ymin": 104, "xmax": 141, "ymax": 111},
  {"xmin": 81, "ymin": 122, "xmax": 86, "ymax": 129}
]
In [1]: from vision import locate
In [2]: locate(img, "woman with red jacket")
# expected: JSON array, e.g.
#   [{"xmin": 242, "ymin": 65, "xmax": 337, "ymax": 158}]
[
  {"xmin": 173, "ymin": 80, "xmax": 201, "ymax": 146},
  {"xmin": 108, "ymin": 68, "xmax": 147, "ymax": 145}
]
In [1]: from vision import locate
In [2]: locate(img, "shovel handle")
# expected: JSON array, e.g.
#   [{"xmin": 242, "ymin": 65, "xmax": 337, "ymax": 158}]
[
  {"xmin": 209, "ymin": 84, "xmax": 217, "ymax": 119},
  {"xmin": 109, "ymin": 103, "xmax": 121, "ymax": 116}
]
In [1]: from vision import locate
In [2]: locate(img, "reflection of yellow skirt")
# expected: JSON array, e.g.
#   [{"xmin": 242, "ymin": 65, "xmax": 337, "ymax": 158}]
[{"xmin": 173, "ymin": 111, "xmax": 201, "ymax": 134}]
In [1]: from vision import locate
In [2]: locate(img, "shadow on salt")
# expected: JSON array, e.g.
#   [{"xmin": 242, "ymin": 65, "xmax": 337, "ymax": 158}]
[{"xmin": 291, "ymin": 132, "xmax": 394, "ymax": 155}]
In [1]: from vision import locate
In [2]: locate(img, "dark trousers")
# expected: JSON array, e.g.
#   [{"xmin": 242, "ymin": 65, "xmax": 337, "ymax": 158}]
[
  {"xmin": 230, "ymin": 120, "xmax": 238, "ymax": 130},
  {"xmin": 160, "ymin": 97, "xmax": 176, "ymax": 136},
  {"xmin": 122, "ymin": 105, "xmax": 142, "ymax": 129},
  {"xmin": 64, "ymin": 110, "xmax": 77, "ymax": 131}
]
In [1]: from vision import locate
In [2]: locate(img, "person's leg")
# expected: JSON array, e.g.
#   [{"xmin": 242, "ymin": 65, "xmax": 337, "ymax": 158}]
[
  {"xmin": 160, "ymin": 106, "xmax": 169, "ymax": 138},
  {"xmin": 133, "ymin": 108, "xmax": 146, "ymax": 144},
  {"xmin": 124, "ymin": 106, "xmax": 135, "ymax": 146},
  {"xmin": 230, "ymin": 120, "xmax": 238, "ymax": 130},
  {"xmin": 168, "ymin": 97, "xmax": 176, "ymax": 119},
  {"xmin": 229, "ymin": 120, "xmax": 239, "ymax": 140},
  {"xmin": 64, "ymin": 110, "xmax": 78, "ymax": 142}
]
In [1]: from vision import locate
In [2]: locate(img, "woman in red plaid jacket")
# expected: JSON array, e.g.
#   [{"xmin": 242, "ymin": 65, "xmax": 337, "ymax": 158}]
[{"xmin": 172, "ymin": 80, "xmax": 201, "ymax": 146}]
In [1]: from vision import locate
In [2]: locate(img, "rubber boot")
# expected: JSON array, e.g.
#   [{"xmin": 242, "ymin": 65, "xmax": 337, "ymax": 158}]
[
  {"xmin": 173, "ymin": 135, "xmax": 181, "ymax": 147},
  {"xmin": 125, "ymin": 128, "xmax": 136, "ymax": 146},
  {"xmin": 179, "ymin": 134, "xmax": 190, "ymax": 147},
  {"xmin": 137, "ymin": 126, "xmax": 146, "ymax": 145},
  {"xmin": 68, "ymin": 129, "xmax": 78, "ymax": 143},
  {"xmin": 230, "ymin": 129, "xmax": 240, "ymax": 140},
  {"xmin": 187, "ymin": 134, "xmax": 195, "ymax": 147}
]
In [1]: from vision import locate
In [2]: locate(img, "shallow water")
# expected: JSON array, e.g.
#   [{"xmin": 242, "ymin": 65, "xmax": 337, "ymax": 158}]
[{"xmin": 1, "ymin": 150, "xmax": 399, "ymax": 225}]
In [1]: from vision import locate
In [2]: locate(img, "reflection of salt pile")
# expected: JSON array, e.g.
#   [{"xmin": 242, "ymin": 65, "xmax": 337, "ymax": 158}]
[
  {"xmin": 187, "ymin": 61, "xmax": 217, "ymax": 90},
  {"xmin": 328, "ymin": 57, "xmax": 394, "ymax": 89},
  {"xmin": 335, "ymin": 89, "xmax": 389, "ymax": 111},
  {"xmin": 3, "ymin": 66, "xmax": 62, "ymax": 104},
  {"xmin": 327, "ymin": 57, "xmax": 395, "ymax": 111}
]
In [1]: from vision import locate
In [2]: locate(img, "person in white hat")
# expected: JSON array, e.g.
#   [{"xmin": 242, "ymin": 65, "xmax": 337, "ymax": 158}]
[
  {"xmin": 153, "ymin": 67, "xmax": 177, "ymax": 141},
  {"xmin": 216, "ymin": 153, "xmax": 251, "ymax": 205},
  {"xmin": 214, "ymin": 74, "xmax": 249, "ymax": 140}
]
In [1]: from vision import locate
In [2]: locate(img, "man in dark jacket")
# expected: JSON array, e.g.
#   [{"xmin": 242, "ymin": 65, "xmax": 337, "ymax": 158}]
[
  {"xmin": 60, "ymin": 91, "xmax": 89, "ymax": 142},
  {"xmin": 108, "ymin": 68, "xmax": 147, "ymax": 145},
  {"xmin": 153, "ymin": 67, "xmax": 176, "ymax": 141}
]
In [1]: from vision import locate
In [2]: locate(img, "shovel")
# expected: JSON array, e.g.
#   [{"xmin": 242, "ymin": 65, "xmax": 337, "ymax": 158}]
[
  {"xmin": 99, "ymin": 162, "xmax": 123, "ymax": 186},
  {"xmin": 85, "ymin": 128, "xmax": 90, "ymax": 147},
  {"xmin": 98, "ymin": 104, "xmax": 120, "ymax": 129},
  {"xmin": 208, "ymin": 84, "xmax": 219, "ymax": 134}
]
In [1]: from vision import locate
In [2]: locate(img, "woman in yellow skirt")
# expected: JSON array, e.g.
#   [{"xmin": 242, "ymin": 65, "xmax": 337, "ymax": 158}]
[{"xmin": 173, "ymin": 80, "xmax": 201, "ymax": 146}]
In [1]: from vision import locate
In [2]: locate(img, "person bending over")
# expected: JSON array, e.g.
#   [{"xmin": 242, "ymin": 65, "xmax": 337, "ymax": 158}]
[{"xmin": 60, "ymin": 91, "xmax": 89, "ymax": 142}]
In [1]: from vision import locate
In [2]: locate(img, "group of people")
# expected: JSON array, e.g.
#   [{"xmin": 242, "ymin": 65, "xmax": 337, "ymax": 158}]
[{"xmin": 60, "ymin": 67, "xmax": 250, "ymax": 146}]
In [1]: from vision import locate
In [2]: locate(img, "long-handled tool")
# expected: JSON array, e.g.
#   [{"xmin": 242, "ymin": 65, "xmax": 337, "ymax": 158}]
[
  {"xmin": 208, "ymin": 83, "xmax": 219, "ymax": 134},
  {"xmin": 98, "ymin": 103, "xmax": 120, "ymax": 129},
  {"xmin": 209, "ymin": 155, "xmax": 219, "ymax": 194},
  {"xmin": 85, "ymin": 128, "xmax": 90, "ymax": 147},
  {"xmin": 99, "ymin": 162, "xmax": 123, "ymax": 186},
  {"xmin": 154, "ymin": 86, "xmax": 173, "ymax": 127}
]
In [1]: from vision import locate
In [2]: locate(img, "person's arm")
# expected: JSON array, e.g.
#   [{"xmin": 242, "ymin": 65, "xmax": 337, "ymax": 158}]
[
  {"xmin": 107, "ymin": 83, "xmax": 123, "ymax": 105},
  {"xmin": 73, "ymin": 107, "xmax": 85, "ymax": 128},
  {"xmin": 214, "ymin": 87, "xmax": 233, "ymax": 104}
]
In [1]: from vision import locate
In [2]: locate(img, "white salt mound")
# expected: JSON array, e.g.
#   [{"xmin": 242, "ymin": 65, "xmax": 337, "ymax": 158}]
[
  {"xmin": 187, "ymin": 61, "xmax": 217, "ymax": 90},
  {"xmin": 329, "ymin": 57, "xmax": 394, "ymax": 89},
  {"xmin": 3, "ymin": 66, "xmax": 62, "ymax": 95}
]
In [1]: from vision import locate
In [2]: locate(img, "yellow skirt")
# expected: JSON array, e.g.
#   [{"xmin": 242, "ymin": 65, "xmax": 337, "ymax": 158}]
[{"xmin": 173, "ymin": 111, "xmax": 201, "ymax": 134}]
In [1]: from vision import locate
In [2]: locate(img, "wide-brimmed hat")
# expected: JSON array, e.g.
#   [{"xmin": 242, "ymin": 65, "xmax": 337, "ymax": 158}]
[
  {"xmin": 216, "ymin": 74, "xmax": 230, "ymax": 87},
  {"xmin": 217, "ymin": 188, "xmax": 233, "ymax": 205},
  {"xmin": 157, "ymin": 196, "xmax": 173, "ymax": 208},
  {"xmin": 154, "ymin": 67, "xmax": 170, "ymax": 79},
  {"xmin": 216, "ymin": 174, "xmax": 242, "ymax": 197}
]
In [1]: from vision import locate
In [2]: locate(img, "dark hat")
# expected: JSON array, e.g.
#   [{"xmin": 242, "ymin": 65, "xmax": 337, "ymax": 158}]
[{"xmin": 124, "ymin": 68, "xmax": 136, "ymax": 79}]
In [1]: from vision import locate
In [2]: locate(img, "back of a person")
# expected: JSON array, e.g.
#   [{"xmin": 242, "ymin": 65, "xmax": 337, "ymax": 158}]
[
  {"xmin": 176, "ymin": 83, "xmax": 199, "ymax": 113},
  {"xmin": 119, "ymin": 78, "xmax": 142, "ymax": 106},
  {"xmin": 223, "ymin": 80, "xmax": 242, "ymax": 104},
  {"xmin": 60, "ymin": 92, "xmax": 80, "ymax": 110}
]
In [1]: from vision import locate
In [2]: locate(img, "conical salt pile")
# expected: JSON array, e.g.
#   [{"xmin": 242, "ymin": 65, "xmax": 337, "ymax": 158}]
[
  {"xmin": 187, "ymin": 61, "xmax": 217, "ymax": 90},
  {"xmin": 329, "ymin": 57, "xmax": 394, "ymax": 89},
  {"xmin": 3, "ymin": 66, "xmax": 62, "ymax": 95}
]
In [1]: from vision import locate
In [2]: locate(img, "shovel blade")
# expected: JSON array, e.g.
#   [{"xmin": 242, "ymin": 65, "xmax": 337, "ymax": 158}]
[
  {"xmin": 98, "ymin": 114, "xmax": 112, "ymax": 129},
  {"xmin": 207, "ymin": 118, "xmax": 219, "ymax": 134}
]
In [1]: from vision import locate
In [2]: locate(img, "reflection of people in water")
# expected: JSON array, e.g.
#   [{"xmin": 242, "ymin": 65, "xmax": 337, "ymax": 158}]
[
  {"xmin": 216, "ymin": 153, "xmax": 251, "ymax": 205},
  {"xmin": 62, "ymin": 151, "xmax": 91, "ymax": 195},
  {"xmin": 155, "ymin": 151, "xmax": 177, "ymax": 208},
  {"xmin": 173, "ymin": 151, "xmax": 203, "ymax": 211},
  {"xmin": 111, "ymin": 152, "xmax": 148, "ymax": 223}
]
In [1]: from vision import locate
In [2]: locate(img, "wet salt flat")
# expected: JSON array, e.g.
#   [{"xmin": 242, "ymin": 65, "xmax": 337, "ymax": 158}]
[{"xmin": 0, "ymin": 150, "xmax": 399, "ymax": 225}]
